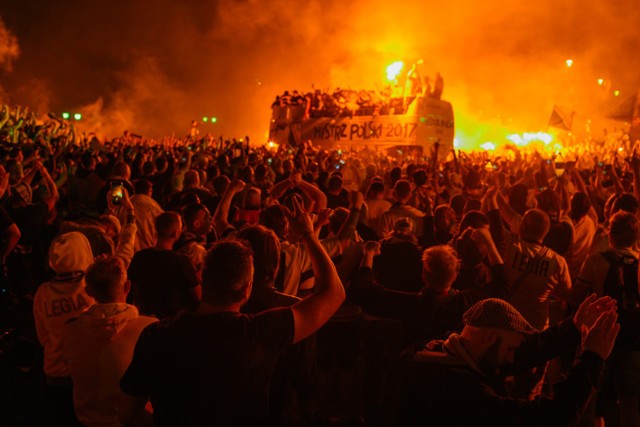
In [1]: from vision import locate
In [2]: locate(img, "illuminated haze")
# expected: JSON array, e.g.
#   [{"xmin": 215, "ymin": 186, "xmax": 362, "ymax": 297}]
[{"xmin": 0, "ymin": 0, "xmax": 638, "ymax": 145}]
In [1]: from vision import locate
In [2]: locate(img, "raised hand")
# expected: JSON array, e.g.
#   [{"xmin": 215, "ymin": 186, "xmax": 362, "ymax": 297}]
[
  {"xmin": 0, "ymin": 168, "xmax": 9, "ymax": 199},
  {"xmin": 482, "ymin": 185, "xmax": 498, "ymax": 207},
  {"xmin": 283, "ymin": 196, "xmax": 314, "ymax": 237},
  {"xmin": 581, "ymin": 311, "xmax": 620, "ymax": 360},
  {"xmin": 315, "ymin": 208, "xmax": 333, "ymax": 228},
  {"xmin": 350, "ymin": 190, "xmax": 364, "ymax": 210},
  {"xmin": 630, "ymin": 148, "xmax": 640, "ymax": 170},
  {"xmin": 121, "ymin": 188, "xmax": 134, "ymax": 211},
  {"xmin": 363, "ymin": 241, "xmax": 381, "ymax": 257},
  {"xmin": 470, "ymin": 227, "xmax": 493, "ymax": 246},
  {"xmin": 573, "ymin": 294, "xmax": 617, "ymax": 332},
  {"xmin": 228, "ymin": 179, "xmax": 246, "ymax": 194},
  {"xmin": 289, "ymin": 171, "xmax": 303, "ymax": 187}
]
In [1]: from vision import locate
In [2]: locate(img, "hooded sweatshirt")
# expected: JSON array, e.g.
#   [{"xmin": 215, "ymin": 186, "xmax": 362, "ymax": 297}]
[
  {"xmin": 34, "ymin": 231, "xmax": 95, "ymax": 378},
  {"xmin": 62, "ymin": 303, "xmax": 157, "ymax": 427}
]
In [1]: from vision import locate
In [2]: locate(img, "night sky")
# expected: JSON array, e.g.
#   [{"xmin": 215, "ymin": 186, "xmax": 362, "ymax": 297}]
[{"xmin": 1, "ymin": 0, "xmax": 639, "ymax": 142}]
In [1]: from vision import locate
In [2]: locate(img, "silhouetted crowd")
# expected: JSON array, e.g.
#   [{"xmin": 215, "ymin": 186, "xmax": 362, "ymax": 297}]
[
  {"xmin": 0, "ymin": 102, "xmax": 638, "ymax": 427},
  {"xmin": 272, "ymin": 73, "xmax": 445, "ymax": 119}
]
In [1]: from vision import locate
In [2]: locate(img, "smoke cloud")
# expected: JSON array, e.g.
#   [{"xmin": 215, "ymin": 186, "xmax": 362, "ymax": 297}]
[
  {"xmin": 0, "ymin": 0, "xmax": 639, "ymax": 143},
  {"xmin": 0, "ymin": 17, "xmax": 18, "ymax": 72},
  {"xmin": 0, "ymin": 16, "xmax": 19, "ymax": 103}
]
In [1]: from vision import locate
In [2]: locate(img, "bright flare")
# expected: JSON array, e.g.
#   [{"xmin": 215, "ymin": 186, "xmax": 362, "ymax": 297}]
[
  {"xmin": 386, "ymin": 61, "xmax": 404, "ymax": 82},
  {"xmin": 597, "ymin": 78, "xmax": 604, "ymax": 86},
  {"xmin": 480, "ymin": 142, "xmax": 496, "ymax": 151},
  {"xmin": 565, "ymin": 59, "xmax": 573, "ymax": 67},
  {"xmin": 506, "ymin": 132, "xmax": 553, "ymax": 146},
  {"xmin": 614, "ymin": 90, "xmax": 620, "ymax": 97}
]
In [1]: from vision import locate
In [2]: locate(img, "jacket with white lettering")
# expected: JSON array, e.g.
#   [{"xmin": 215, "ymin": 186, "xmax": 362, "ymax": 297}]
[{"xmin": 33, "ymin": 279, "xmax": 95, "ymax": 377}]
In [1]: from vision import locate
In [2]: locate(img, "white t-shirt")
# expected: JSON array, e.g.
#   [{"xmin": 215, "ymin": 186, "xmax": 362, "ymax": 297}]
[
  {"xmin": 365, "ymin": 199, "xmax": 392, "ymax": 233},
  {"xmin": 117, "ymin": 194, "xmax": 164, "ymax": 253},
  {"xmin": 576, "ymin": 248, "xmax": 639, "ymax": 297},
  {"xmin": 504, "ymin": 234, "xmax": 572, "ymax": 331},
  {"xmin": 378, "ymin": 204, "xmax": 425, "ymax": 239},
  {"xmin": 280, "ymin": 236, "xmax": 342, "ymax": 296}
]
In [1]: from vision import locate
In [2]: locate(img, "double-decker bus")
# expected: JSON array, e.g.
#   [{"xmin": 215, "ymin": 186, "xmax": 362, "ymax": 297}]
[{"xmin": 268, "ymin": 90, "xmax": 454, "ymax": 154}]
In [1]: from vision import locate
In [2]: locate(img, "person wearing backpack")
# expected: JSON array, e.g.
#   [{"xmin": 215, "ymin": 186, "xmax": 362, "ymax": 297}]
[{"xmin": 572, "ymin": 211, "xmax": 640, "ymax": 427}]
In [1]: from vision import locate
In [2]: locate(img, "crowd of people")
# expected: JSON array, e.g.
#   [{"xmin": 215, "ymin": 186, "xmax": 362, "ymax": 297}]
[
  {"xmin": 0, "ymin": 101, "xmax": 639, "ymax": 427},
  {"xmin": 272, "ymin": 71, "xmax": 444, "ymax": 119}
]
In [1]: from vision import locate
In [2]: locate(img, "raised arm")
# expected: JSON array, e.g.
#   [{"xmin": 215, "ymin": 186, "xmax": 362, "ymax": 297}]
[
  {"xmin": 483, "ymin": 186, "xmax": 506, "ymax": 255},
  {"xmin": 270, "ymin": 175, "xmax": 294, "ymax": 201},
  {"xmin": 472, "ymin": 226, "xmax": 503, "ymax": 267},
  {"xmin": 0, "ymin": 221, "xmax": 20, "ymax": 266},
  {"xmin": 417, "ymin": 188, "xmax": 436, "ymax": 248},
  {"xmin": 212, "ymin": 179, "xmax": 245, "ymax": 237},
  {"xmin": 110, "ymin": 189, "xmax": 137, "ymax": 268},
  {"xmin": 288, "ymin": 197, "xmax": 346, "ymax": 343},
  {"xmin": 295, "ymin": 174, "xmax": 328, "ymax": 212},
  {"xmin": 630, "ymin": 150, "xmax": 640, "ymax": 202},
  {"xmin": 335, "ymin": 191, "xmax": 364, "ymax": 247},
  {"xmin": 349, "ymin": 241, "xmax": 422, "ymax": 320},
  {"xmin": 496, "ymin": 189, "xmax": 522, "ymax": 232},
  {"xmin": 0, "ymin": 105, "xmax": 9, "ymax": 131},
  {"xmin": 37, "ymin": 162, "xmax": 60, "ymax": 213},
  {"xmin": 570, "ymin": 165, "xmax": 588, "ymax": 196}
]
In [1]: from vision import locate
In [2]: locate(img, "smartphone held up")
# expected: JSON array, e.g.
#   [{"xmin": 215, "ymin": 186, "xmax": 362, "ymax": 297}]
[{"xmin": 110, "ymin": 182, "xmax": 124, "ymax": 205}]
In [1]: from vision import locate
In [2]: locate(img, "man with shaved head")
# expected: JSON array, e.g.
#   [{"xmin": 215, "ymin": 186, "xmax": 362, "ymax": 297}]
[{"xmin": 121, "ymin": 198, "xmax": 345, "ymax": 426}]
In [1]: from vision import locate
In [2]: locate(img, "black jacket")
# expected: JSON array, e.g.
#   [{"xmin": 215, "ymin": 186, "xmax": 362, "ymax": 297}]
[
  {"xmin": 349, "ymin": 264, "xmax": 508, "ymax": 344},
  {"xmin": 397, "ymin": 319, "xmax": 602, "ymax": 426}
]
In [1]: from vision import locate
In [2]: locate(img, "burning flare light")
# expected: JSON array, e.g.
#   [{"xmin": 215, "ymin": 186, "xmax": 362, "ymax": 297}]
[
  {"xmin": 386, "ymin": 61, "xmax": 404, "ymax": 82},
  {"xmin": 267, "ymin": 141, "xmax": 278, "ymax": 151},
  {"xmin": 506, "ymin": 132, "xmax": 553, "ymax": 146}
]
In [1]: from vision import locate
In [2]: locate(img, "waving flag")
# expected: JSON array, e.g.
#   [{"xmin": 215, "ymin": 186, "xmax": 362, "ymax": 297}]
[{"xmin": 548, "ymin": 105, "xmax": 575, "ymax": 131}]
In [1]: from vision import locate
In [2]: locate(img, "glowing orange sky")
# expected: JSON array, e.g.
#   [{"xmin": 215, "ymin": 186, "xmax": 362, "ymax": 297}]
[{"xmin": 0, "ymin": 0, "xmax": 638, "ymax": 144}]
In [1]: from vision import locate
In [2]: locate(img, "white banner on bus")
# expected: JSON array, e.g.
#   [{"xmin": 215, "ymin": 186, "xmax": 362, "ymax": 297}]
[{"xmin": 269, "ymin": 97, "xmax": 454, "ymax": 150}]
